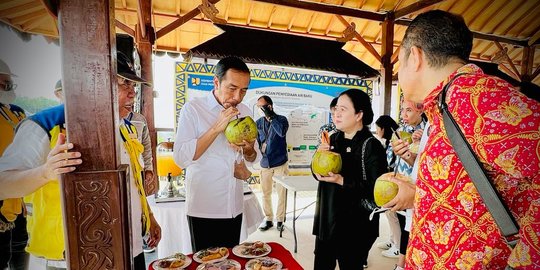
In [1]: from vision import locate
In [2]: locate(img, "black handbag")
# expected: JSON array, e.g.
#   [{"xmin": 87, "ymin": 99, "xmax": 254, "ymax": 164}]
[
  {"xmin": 360, "ymin": 137, "xmax": 378, "ymax": 212},
  {"xmin": 439, "ymin": 75, "xmax": 519, "ymax": 248}
]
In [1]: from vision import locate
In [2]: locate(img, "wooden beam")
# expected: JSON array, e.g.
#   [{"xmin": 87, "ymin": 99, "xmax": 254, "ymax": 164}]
[
  {"xmin": 135, "ymin": 0, "xmax": 158, "ymax": 195},
  {"xmin": 254, "ymin": 0, "xmax": 386, "ymax": 22},
  {"xmin": 499, "ymin": 63, "xmax": 521, "ymax": 82},
  {"xmin": 529, "ymin": 30, "xmax": 540, "ymax": 46},
  {"xmin": 324, "ymin": 13, "xmax": 334, "ymax": 35},
  {"xmin": 155, "ymin": 0, "xmax": 220, "ymax": 40},
  {"xmin": 391, "ymin": 46, "xmax": 400, "ymax": 64},
  {"xmin": 336, "ymin": 15, "xmax": 381, "ymax": 62},
  {"xmin": 494, "ymin": 41, "xmax": 521, "ymax": 78},
  {"xmin": 267, "ymin": 6, "xmax": 277, "ymax": 28},
  {"xmin": 394, "ymin": 0, "xmax": 443, "ymax": 19},
  {"xmin": 247, "ymin": 1, "xmax": 254, "ymax": 24},
  {"xmin": 306, "ymin": 12, "xmax": 316, "ymax": 33},
  {"xmin": 136, "ymin": 0, "xmax": 149, "ymax": 38},
  {"xmin": 58, "ymin": 0, "xmax": 131, "ymax": 268},
  {"xmin": 521, "ymin": 46, "xmax": 534, "ymax": 81},
  {"xmin": 395, "ymin": 19, "xmax": 529, "ymax": 46},
  {"xmin": 21, "ymin": 13, "xmax": 49, "ymax": 31},
  {"xmin": 381, "ymin": 16, "xmax": 395, "ymax": 115},
  {"xmin": 115, "ymin": 19, "xmax": 134, "ymax": 36},
  {"xmin": 11, "ymin": 9, "xmax": 47, "ymax": 25},
  {"xmin": 532, "ymin": 65, "xmax": 540, "ymax": 80},
  {"xmin": 0, "ymin": 2, "xmax": 41, "ymax": 17}
]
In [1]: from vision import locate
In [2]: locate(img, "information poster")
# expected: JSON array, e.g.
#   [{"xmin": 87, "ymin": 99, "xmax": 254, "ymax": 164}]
[{"xmin": 175, "ymin": 62, "xmax": 372, "ymax": 174}]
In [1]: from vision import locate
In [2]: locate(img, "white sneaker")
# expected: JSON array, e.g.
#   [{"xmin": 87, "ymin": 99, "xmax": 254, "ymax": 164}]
[
  {"xmin": 376, "ymin": 240, "xmax": 393, "ymax": 250},
  {"xmin": 382, "ymin": 246, "xmax": 400, "ymax": 258}
]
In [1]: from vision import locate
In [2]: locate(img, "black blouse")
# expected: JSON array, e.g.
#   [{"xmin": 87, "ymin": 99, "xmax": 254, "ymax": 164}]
[{"xmin": 312, "ymin": 127, "xmax": 388, "ymax": 241}]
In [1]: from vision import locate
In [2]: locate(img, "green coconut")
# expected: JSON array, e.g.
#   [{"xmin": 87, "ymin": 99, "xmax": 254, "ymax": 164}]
[
  {"xmin": 224, "ymin": 116, "xmax": 258, "ymax": 145},
  {"xmin": 373, "ymin": 172, "xmax": 402, "ymax": 206},
  {"xmin": 311, "ymin": 151, "xmax": 342, "ymax": 176}
]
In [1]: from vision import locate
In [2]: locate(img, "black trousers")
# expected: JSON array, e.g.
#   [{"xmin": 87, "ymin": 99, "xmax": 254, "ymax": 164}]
[
  {"xmin": 133, "ymin": 252, "xmax": 145, "ymax": 270},
  {"xmin": 187, "ymin": 214, "xmax": 242, "ymax": 252},
  {"xmin": 314, "ymin": 214, "xmax": 379, "ymax": 270},
  {"xmin": 397, "ymin": 213, "xmax": 409, "ymax": 255},
  {"xmin": 0, "ymin": 215, "xmax": 29, "ymax": 270}
]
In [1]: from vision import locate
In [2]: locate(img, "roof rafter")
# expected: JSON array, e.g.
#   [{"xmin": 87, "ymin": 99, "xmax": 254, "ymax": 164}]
[
  {"xmin": 336, "ymin": 15, "xmax": 381, "ymax": 62},
  {"xmin": 394, "ymin": 0, "xmax": 444, "ymax": 18},
  {"xmin": 155, "ymin": 0, "xmax": 221, "ymax": 40},
  {"xmin": 253, "ymin": 0, "xmax": 386, "ymax": 22},
  {"xmin": 115, "ymin": 19, "xmax": 135, "ymax": 36},
  {"xmin": 495, "ymin": 41, "xmax": 521, "ymax": 77},
  {"xmin": 395, "ymin": 19, "xmax": 529, "ymax": 46}
]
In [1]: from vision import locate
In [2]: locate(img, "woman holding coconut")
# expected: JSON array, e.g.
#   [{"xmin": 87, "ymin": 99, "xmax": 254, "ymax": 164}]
[{"xmin": 311, "ymin": 89, "xmax": 387, "ymax": 270}]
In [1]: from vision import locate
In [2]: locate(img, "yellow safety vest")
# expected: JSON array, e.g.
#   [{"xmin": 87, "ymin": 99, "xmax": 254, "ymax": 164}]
[
  {"xmin": 0, "ymin": 103, "xmax": 26, "ymax": 233},
  {"xmin": 24, "ymin": 105, "xmax": 66, "ymax": 259}
]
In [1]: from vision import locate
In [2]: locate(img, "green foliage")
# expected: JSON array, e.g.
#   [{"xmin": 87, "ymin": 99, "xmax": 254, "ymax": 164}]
[{"xmin": 13, "ymin": 96, "xmax": 60, "ymax": 114}]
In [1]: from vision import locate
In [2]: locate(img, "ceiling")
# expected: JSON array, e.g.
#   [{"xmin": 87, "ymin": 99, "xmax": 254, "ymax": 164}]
[{"xmin": 1, "ymin": 0, "xmax": 539, "ymax": 84}]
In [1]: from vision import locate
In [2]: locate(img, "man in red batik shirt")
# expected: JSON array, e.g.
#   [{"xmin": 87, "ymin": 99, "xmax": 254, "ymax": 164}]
[{"xmin": 387, "ymin": 10, "xmax": 540, "ymax": 269}]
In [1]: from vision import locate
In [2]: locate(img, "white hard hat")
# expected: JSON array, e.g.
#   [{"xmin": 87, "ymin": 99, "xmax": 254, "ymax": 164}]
[{"xmin": 0, "ymin": 59, "xmax": 17, "ymax": 77}]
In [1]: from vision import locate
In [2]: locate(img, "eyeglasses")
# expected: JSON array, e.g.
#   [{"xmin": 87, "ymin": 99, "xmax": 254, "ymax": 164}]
[
  {"xmin": 117, "ymin": 78, "xmax": 137, "ymax": 88},
  {"xmin": 0, "ymin": 81, "xmax": 17, "ymax": 91}
]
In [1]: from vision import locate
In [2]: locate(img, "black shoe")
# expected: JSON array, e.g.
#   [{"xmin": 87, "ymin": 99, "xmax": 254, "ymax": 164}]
[
  {"xmin": 276, "ymin": 222, "xmax": 284, "ymax": 232},
  {"xmin": 258, "ymin": 221, "xmax": 273, "ymax": 231}
]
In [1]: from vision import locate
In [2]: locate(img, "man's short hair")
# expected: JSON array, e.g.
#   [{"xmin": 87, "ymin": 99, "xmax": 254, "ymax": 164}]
[
  {"xmin": 214, "ymin": 56, "xmax": 250, "ymax": 83},
  {"xmin": 257, "ymin": 95, "xmax": 273, "ymax": 106},
  {"xmin": 401, "ymin": 10, "xmax": 473, "ymax": 68},
  {"xmin": 54, "ymin": 79, "xmax": 62, "ymax": 92}
]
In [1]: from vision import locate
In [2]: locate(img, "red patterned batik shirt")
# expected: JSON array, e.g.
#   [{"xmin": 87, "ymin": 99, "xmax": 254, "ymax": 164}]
[{"xmin": 406, "ymin": 64, "xmax": 540, "ymax": 269}]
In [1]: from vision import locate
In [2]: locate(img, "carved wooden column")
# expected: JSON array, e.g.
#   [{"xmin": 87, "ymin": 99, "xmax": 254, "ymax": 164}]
[
  {"xmin": 136, "ymin": 0, "xmax": 158, "ymax": 195},
  {"xmin": 381, "ymin": 13, "xmax": 395, "ymax": 115},
  {"xmin": 58, "ymin": 0, "xmax": 132, "ymax": 269}
]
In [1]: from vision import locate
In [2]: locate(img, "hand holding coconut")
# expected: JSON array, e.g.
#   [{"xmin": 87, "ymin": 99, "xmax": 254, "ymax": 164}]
[
  {"xmin": 379, "ymin": 173, "xmax": 416, "ymax": 211},
  {"xmin": 214, "ymin": 106, "xmax": 240, "ymax": 133},
  {"xmin": 312, "ymin": 131, "xmax": 343, "ymax": 184}
]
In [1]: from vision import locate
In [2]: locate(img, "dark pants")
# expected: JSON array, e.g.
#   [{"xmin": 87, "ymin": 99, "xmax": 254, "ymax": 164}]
[
  {"xmin": 133, "ymin": 252, "xmax": 145, "ymax": 270},
  {"xmin": 187, "ymin": 214, "xmax": 242, "ymax": 252},
  {"xmin": 314, "ymin": 214, "xmax": 379, "ymax": 270},
  {"xmin": 397, "ymin": 213, "xmax": 409, "ymax": 255},
  {"xmin": 0, "ymin": 215, "xmax": 29, "ymax": 270}
]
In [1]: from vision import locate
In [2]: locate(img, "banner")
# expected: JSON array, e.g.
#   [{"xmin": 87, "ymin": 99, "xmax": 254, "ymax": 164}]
[{"xmin": 175, "ymin": 62, "xmax": 372, "ymax": 174}]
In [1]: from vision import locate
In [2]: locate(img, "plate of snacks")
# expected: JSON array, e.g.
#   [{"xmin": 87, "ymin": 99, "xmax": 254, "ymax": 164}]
[
  {"xmin": 193, "ymin": 247, "xmax": 229, "ymax": 264},
  {"xmin": 152, "ymin": 253, "xmax": 191, "ymax": 269},
  {"xmin": 195, "ymin": 259, "xmax": 241, "ymax": 270},
  {"xmin": 245, "ymin": 256, "xmax": 282, "ymax": 270},
  {"xmin": 232, "ymin": 241, "xmax": 271, "ymax": 258}
]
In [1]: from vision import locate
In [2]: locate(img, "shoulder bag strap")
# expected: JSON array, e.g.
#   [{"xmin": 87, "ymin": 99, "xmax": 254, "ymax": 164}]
[
  {"xmin": 439, "ymin": 74, "xmax": 519, "ymax": 247},
  {"xmin": 361, "ymin": 137, "xmax": 374, "ymax": 181}
]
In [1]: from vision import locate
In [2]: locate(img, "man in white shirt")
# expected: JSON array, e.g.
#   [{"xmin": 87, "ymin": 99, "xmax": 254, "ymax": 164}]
[{"xmin": 173, "ymin": 56, "xmax": 258, "ymax": 251}]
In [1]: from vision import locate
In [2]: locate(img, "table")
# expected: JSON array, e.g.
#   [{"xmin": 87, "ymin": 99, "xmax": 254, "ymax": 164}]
[
  {"xmin": 272, "ymin": 175, "xmax": 318, "ymax": 253},
  {"xmin": 148, "ymin": 193, "xmax": 264, "ymax": 258},
  {"xmin": 148, "ymin": 242, "xmax": 304, "ymax": 270}
]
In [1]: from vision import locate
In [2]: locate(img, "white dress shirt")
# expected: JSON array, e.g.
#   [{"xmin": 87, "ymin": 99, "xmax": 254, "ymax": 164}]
[
  {"xmin": 405, "ymin": 121, "xmax": 430, "ymax": 232},
  {"xmin": 0, "ymin": 120, "xmax": 144, "ymax": 256},
  {"xmin": 173, "ymin": 91, "xmax": 259, "ymax": 219}
]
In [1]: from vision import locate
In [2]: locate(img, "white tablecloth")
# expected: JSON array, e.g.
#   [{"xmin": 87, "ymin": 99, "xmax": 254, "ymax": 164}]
[{"xmin": 148, "ymin": 193, "xmax": 264, "ymax": 258}]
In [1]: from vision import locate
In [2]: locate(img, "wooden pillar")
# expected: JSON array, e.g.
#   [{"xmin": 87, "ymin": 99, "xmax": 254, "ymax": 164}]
[
  {"xmin": 381, "ymin": 13, "xmax": 395, "ymax": 115},
  {"xmin": 521, "ymin": 46, "xmax": 534, "ymax": 82},
  {"xmin": 58, "ymin": 0, "xmax": 132, "ymax": 269},
  {"xmin": 136, "ymin": 0, "xmax": 158, "ymax": 195}
]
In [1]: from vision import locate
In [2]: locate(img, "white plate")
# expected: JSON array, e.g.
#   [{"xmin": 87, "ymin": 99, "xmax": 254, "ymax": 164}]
[
  {"xmin": 195, "ymin": 259, "xmax": 241, "ymax": 270},
  {"xmin": 152, "ymin": 253, "xmax": 192, "ymax": 269},
  {"xmin": 232, "ymin": 242, "xmax": 271, "ymax": 258},
  {"xmin": 193, "ymin": 247, "xmax": 229, "ymax": 264},
  {"xmin": 245, "ymin": 257, "xmax": 283, "ymax": 270}
]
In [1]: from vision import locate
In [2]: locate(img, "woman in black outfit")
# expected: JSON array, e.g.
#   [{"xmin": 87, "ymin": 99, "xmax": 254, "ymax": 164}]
[{"xmin": 312, "ymin": 89, "xmax": 388, "ymax": 269}]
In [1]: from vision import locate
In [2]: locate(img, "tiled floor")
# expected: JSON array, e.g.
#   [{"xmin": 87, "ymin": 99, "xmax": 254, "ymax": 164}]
[{"xmin": 146, "ymin": 185, "xmax": 400, "ymax": 270}]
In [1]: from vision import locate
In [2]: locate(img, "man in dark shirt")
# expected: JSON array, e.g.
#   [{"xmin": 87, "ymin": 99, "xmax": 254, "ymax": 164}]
[{"xmin": 255, "ymin": 95, "xmax": 289, "ymax": 232}]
